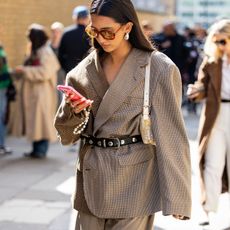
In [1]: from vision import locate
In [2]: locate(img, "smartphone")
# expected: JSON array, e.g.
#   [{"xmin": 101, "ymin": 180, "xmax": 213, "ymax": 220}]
[
  {"xmin": 57, "ymin": 85, "xmax": 84, "ymax": 100},
  {"xmin": 186, "ymin": 85, "xmax": 204, "ymax": 97},
  {"xmin": 57, "ymin": 85, "xmax": 93, "ymax": 107}
]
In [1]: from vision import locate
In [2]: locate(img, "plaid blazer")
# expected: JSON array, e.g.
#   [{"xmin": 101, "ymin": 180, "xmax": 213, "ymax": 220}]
[{"xmin": 54, "ymin": 48, "xmax": 191, "ymax": 219}]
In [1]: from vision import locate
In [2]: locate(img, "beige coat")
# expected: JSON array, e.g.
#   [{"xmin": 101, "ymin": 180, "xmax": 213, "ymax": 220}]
[
  {"xmin": 193, "ymin": 57, "xmax": 229, "ymax": 201},
  {"xmin": 54, "ymin": 48, "xmax": 191, "ymax": 219},
  {"xmin": 8, "ymin": 45, "xmax": 60, "ymax": 142}
]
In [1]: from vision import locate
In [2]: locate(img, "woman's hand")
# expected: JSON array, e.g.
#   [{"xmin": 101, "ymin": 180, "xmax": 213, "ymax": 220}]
[
  {"xmin": 186, "ymin": 84, "xmax": 201, "ymax": 100},
  {"xmin": 14, "ymin": 65, "xmax": 25, "ymax": 74},
  {"xmin": 65, "ymin": 93, "xmax": 92, "ymax": 114}
]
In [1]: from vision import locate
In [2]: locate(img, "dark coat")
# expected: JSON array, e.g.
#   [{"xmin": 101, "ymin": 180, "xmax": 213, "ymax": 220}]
[
  {"xmin": 58, "ymin": 24, "xmax": 90, "ymax": 73},
  {"xmin": 152, "ymin": 32, "xmax": 188, "ymax": 73}
]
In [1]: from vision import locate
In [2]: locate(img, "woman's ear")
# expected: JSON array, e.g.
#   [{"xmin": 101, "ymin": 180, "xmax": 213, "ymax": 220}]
[{"xmin": 125, "ymin": 22, "xmax": 133, "ymax": 33}]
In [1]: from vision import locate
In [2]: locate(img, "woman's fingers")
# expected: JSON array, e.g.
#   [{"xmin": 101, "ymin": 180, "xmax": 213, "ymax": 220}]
[
  {"xmin": 65, "ymin": 96, "xmax": 91, "ymax": 114},
  {"xmin": 187, "ymin": 85, "xmax": 200, "ymax": 99},
  {"xmin": 71, "ymin": 97, "xmax": 86, "ymax": 107}
]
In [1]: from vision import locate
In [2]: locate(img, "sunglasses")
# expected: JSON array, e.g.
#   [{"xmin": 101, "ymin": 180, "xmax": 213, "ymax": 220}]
[
  {"xmin": 85, "ymin": 25, "xmax": 123, "ymax": 40},
  {"xmin": 214, "ymin": 39, "xmax": 227, "ymax": 46}
]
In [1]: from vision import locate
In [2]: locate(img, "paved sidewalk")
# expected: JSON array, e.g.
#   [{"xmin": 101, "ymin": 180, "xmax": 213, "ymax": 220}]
[
  {"xmin": 0, "ymin": 137, "xmax": 78, "ymax": 230},
  {"xmin": 0, "ymin": 112, "xmax": 229, "ymax": 230}
]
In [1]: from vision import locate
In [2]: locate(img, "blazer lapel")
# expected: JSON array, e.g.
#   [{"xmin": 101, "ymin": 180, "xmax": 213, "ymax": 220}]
[
  {"xmin": 86, "ymin": 51, "xmax": 109, "ymax": 100},
  {"xmin": 93, "ymin": 48, "xmax": 150, "ymax": 136}
]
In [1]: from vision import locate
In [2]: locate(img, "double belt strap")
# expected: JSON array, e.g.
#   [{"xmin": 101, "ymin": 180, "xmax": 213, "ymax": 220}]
[
  {"xmin": 221, "ymin": 99, "xmax": 230, "ymax": 103},
  {"xmin": 81, "ymin": 135, "xmax": 142, "ymax": 148}
]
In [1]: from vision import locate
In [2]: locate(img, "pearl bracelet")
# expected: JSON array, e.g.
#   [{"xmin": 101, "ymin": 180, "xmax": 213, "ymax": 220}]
[{"xmin": 73, "ymin": 107, "xmax": 91, "ymax": 135}]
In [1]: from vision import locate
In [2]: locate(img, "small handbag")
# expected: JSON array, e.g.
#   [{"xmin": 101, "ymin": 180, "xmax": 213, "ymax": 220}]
[
  {"xmin": 140, "ymin": 54, "xmax": 156, "ymax": 145},
  {"xmin": 6, "ymin": 79, "xmax": 16, "ymax": 102}
]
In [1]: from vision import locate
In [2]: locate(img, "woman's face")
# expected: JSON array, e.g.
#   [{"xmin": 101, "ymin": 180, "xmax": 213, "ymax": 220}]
[
  {"xmin": 88, "ymin": 14, "xmax": 131, "ymax": 53},
  {"xmin": 213, "ymin": 33, "xmax": 230, "ymax": 56}
]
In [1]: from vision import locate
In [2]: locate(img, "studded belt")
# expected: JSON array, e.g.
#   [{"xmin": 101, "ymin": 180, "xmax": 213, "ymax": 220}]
[
  {"xmin": 221, "ymin": 99, "xmax": 230, "ymax": 103},
  {"xmin": 81, "ymin": 135, "xmax": 142, "ymax": 148}
]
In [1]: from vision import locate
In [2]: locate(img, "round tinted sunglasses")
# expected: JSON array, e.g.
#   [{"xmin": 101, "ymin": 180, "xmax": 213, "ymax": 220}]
[
  {"xmin": 214, "ymin": 39, "xmax": 227, "ymax": 46},
  {"xmin": 85, "ymin": 25, "xmax": 123, "ymax": 40}
]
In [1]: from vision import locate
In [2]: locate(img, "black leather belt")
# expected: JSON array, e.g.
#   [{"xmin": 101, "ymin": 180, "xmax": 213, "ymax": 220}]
[
  {"xmin": 81, "ymin": 135, "xmax": 142, "ymax": 148},
  {"xmin": 221, "ymin": 99, "xmax": 230, "ymax": 103}
]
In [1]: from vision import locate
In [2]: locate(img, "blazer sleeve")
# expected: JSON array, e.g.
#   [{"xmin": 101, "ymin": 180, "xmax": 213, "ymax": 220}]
[
  {"xmin": 53, "ymin": 74, "xmax": 87, "ymax": 145},
  {"xmin": 151, "ymin": 63, "xmax": 191, "ymax": 218}
]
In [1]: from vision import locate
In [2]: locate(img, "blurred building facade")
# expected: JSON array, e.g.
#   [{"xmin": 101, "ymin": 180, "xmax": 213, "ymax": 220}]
[
  {"xmin": 0, "ymin": 0, "xmax": 176, "ymax": 67},
  {"xmin": 133, "ymin": 0, "xmax": 176, "ymax": 33},
  {"xmin": 177, "ymin": 0, "xmax": 230, "ymax": 29}
]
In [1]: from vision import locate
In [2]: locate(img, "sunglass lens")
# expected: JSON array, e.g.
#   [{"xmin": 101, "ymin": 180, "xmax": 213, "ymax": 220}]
[
  {"xmin": 101, "ymin": 30, "xmax": 115, "ymax": 40},
  {"xmin": 215, "ymin": 39, "xmax": 227, "ymax": 45},
  {"xmin": 220, "ymin": 40, "xmax": 226, "ymax": 45}
]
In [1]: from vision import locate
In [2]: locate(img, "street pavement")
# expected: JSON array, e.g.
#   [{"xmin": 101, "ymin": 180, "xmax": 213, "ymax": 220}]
[{"xmin": 0, "ymin": 108, "xmax": 230, "ymax": 230}]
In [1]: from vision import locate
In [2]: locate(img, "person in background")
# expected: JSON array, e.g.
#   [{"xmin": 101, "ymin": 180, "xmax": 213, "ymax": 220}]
[
  {"xmin": 50, "ymin": 21, "xmax": 64, "ymax": 56},
  {"xmin": 50, "ymin": 21, "xmax": 65, "ymax": 105},
  {"xmin": 13, "ymin": 24, "xmax": 60, "ymax": 158},
  {"xmin": 141, "ymin": 20, "xmax": 154, "ymax": 41},
  {"xmin": 183, "ymin": 27, "xmax": 202, "ymax": 114},
  {"xmin": 0, "ymin": 38, "xmax": 12, "ymax": 155},
  {"xmin": 152, "ymin": 21, "xmax": 189, "ymax": 108},
  {"xmin": 58, "ymin": 5, "xmax": 91, "ymax": 74},
  {"xmin": 54, "ymin": 0, "xmax": 191, "ymax": 229},
  {"xmin": 187, "ymin": 19, "xmax": 230, "ymax": 226},
  {"xmin": 152, "ymin": 21, "xmax": 188, "ymax": 75}
]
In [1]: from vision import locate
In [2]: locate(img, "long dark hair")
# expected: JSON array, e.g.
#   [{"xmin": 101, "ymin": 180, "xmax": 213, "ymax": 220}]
[
  {"xmin": 90, "ymin": 0, "xmax": 155, "ymax": 54},
  {"xmin": 27, "ymin": 24, "xmax": 49, "ymax": 55}
]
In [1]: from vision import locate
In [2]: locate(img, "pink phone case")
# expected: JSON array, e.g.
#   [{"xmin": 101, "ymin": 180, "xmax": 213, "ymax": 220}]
[
  {"xmin": 57, "ymin": 85, "xmax": 84, "ymax": 100},
  {"xmin": 57, "ymin": 85, "xmax": 93, "ymax": 108}
]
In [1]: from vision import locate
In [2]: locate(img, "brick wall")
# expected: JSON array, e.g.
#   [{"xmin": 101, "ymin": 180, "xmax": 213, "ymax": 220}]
[
  {"xmin": 0, "ymin": 0, "xmax": 175, "ymax": 68},
  {"xmin": 0, "ymin": 0, "xmax": 91, "ymax": 67}
]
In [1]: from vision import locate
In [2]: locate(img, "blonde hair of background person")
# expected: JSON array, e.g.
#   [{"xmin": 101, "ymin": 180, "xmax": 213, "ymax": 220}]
[
  {"xmin": 50, "ymin": 21, "xmax": 64, "ymax": 51},
  {"xmin": 203, "ymin": 19, "xmax": 230, "ymax": 61}
]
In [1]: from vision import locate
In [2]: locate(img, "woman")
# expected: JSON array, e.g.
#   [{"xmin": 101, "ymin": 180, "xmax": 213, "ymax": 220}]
[
  {"xmin": 187, "ymin": 19, "xmax": 230, "ymax": 225},
  {"xmin": 54, "ymin": 0, "xmax": 191, "ymax": 229},
  {"xmin": 0, "ymin": 39, "xmax": 12, "ymax": 155},
  {"xmin": 13, "ymin": 24, "xmax": 60, "ymax": 158}
]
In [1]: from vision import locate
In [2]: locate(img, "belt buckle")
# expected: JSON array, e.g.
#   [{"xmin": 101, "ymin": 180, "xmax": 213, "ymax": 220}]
[
  {"xmin": 102, "ymin": 139, "xmax": 107, "ymax": 148},
  {"xmin": 114, "ymin": 138, "xmax": 121, "ymax": 148}
]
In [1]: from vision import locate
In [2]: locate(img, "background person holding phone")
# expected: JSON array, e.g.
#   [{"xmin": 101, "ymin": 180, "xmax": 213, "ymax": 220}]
[
  {"xmin": 54, "ymin": 0, "xmax": 191, "ymax": 229},
  {"xmin": 187, "ymin": 19, "xmax": 230, "ymax": 226}
]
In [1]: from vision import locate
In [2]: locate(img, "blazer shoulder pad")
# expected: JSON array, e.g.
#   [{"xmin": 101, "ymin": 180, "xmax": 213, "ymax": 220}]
[
  {"xmin": 151, "ymin": 51, "xmax": 175, "ymax": 66},
  {"xmin": 150, "ymin": 51, "xmax": 177, "ymax": 74}
]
